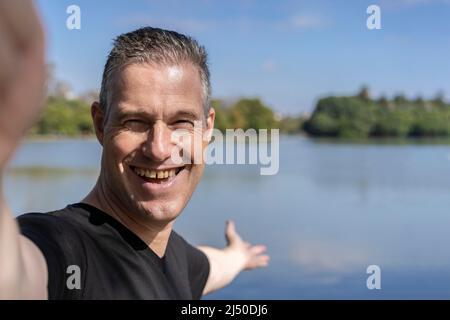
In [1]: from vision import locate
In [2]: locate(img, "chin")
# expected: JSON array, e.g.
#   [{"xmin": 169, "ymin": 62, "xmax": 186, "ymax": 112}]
[{"xmin": 135, "ymin": 199, "xmax": 184, "ymax": 223}]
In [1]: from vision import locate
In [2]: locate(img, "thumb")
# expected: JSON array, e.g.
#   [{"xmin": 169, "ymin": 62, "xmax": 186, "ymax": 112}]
[{"xmin": 225, "ymin": 220, "xmax": 240, "ymax": 245}]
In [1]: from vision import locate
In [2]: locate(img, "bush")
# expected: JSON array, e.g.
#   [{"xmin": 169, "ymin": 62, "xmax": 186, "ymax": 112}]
[{"xmin": 33, "ymin": 97, "xmax": 94, "ymax": 136}]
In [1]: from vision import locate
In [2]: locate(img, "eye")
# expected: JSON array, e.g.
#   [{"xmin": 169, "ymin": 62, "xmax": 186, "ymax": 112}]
[
  {"xmin": 173, "ymin": 120, "xmax": 194, "ymax": 128},
  {"xmin": 124, "ymin": 120, "xmax": 149, "ymax": 133}
]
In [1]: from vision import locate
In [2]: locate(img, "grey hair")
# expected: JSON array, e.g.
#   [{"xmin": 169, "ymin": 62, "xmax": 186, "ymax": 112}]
[{"xmin": 99, "ymin": 27, "xmax": 211, "ymax": 121}]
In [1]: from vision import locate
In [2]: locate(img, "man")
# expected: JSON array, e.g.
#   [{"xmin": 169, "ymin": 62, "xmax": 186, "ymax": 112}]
[{"xmin": 0, "ymin": 1, "xmax": 269, "ymax": 299}]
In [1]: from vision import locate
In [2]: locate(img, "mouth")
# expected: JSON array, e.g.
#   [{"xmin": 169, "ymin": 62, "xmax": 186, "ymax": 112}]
[{"xmin": 129, "ymin": 165, "xmax": 186, "ymax": 185}]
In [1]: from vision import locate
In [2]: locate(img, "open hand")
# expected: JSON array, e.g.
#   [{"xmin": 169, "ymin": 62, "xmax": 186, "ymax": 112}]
[{"xmin": 225, "ymin": 220, "xmax": 270, "ymax": 270}]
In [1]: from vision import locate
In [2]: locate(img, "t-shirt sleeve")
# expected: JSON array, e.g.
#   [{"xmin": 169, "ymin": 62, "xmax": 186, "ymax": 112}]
[
  {"xmin": 16, "ymin": 213, "xmax": 83, "ymax": 299},
  {"xmin": 185, "ymin": 242, "xmax": 210, "ymax": 300}
]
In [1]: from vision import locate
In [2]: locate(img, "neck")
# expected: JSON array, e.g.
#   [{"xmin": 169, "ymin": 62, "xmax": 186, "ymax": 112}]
[{"xmin": 82, "ymin": 176, "xmax": 173, "ymax": 258}]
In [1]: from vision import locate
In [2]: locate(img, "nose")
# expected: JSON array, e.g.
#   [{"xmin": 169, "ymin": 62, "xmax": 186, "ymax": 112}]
[{"xmin": 142, "ymin": 121, "xmax": 173, "ymax": 162}]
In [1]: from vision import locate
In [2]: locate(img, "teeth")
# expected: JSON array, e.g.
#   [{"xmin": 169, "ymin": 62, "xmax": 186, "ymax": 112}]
[{"xmin": 133, "ymin": 167, "xmax": 178, "ymax": 180}]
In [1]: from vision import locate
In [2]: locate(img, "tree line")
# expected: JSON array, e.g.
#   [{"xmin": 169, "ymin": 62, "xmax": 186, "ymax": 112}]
[
  {"xmin": 31, "ymin": 87, "xmax": 450, "ymax": 139},
  {"xmin": 304, "ymin": 87, "xmax": 450, "ymax": 138},
  {"xmin": 30, "ymin": 96, "xmax": 305, "ymax": 136}
]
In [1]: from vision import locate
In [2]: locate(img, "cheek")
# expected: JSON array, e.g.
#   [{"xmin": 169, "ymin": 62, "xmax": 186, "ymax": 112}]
[
  {"xmin": 187, "ymin": 161, "xmax": 205, "ymax": 185},
  {"xmin": 108, "ymin": 132, "xmax": 143, "ymax": 166}
]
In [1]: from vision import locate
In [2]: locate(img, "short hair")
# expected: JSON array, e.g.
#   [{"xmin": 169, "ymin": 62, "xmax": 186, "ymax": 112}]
[{"xmin": 99, "ymin": 27, "xmax": 211, "ymax": 121}]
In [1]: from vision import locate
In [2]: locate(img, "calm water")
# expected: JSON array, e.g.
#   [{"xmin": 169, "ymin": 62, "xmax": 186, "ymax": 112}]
[{"xmin": 5, "ymin": 136, "xmax": 450, "ymax": 299}]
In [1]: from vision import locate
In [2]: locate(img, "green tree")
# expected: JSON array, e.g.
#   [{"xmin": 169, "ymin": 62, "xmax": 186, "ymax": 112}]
[
  {"xmin": 211, "ymin": 100, "xmax": 230, "ymax": 132},
  {"xmin": 33, "ymin": 97, "xmax": 93, "ymax": 136},
  {"xmin": 410, "ymin": 109, "xmax": 450, "ymax": 137},
  {"xmin": 229, "ymin": 98, "xmax": 277, "ymax": 130},
  {"xmin": 278, "ymin": 115, "xmax": 304, "ymax": 134},
  {"xmin": 372, "ymin": 109, "xmax": 413, "ymax": 137},
  {"xmin": 357, "ymin": 85, "xmax": 371, "ymax": 102},
  {"xmin": 305, "ymin": 96, "xmax": 376, "ymax": 138}
]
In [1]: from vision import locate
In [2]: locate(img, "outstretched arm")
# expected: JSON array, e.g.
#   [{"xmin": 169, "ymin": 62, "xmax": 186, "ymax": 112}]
[{"xmin": 198, "ymin": 220, "xmax": 270, "ymax": 296}]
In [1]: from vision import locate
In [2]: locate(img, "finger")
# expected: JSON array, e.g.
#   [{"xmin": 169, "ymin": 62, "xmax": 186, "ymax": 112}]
[
  {"xmin": 250, "ymin": 245, "xmax": 267, "ymax": 256},
  {"xmin": 225, "ymin": 220, "xmax": 241, "ymax": 245},
  {"xmin": 0, "ymin": 0, "xmax": 44, "ymax": 48},
  {"xmin": 247, "ymin": 255, "xmax": 270, "ymax": 269}
]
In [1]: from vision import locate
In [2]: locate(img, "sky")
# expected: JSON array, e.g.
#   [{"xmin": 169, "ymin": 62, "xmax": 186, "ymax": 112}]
[{"xmin": 35, "ymin": 0, "xmax": 450, "ymax": 115}]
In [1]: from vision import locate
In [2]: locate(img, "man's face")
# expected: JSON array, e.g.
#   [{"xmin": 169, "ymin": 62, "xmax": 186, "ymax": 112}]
[{"xmin": 95, "ymin": 63, "xmax": 214, "ymax": 224}]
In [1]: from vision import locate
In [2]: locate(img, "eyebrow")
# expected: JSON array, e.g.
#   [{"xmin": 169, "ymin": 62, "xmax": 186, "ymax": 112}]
[
  {"xmin": 170, "ymin": 110, "xmax": 201, "ymax": 120},
  {"xmin": 116, "ymin": 110, "xmax": 153, "ymax": 120},
  {"xmin": 115, "ymin": 109, "xmax": 202, "ymax": 121}
]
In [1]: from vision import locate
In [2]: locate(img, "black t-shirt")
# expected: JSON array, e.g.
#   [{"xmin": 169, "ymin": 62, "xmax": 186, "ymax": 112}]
[{"xmin": 16, "ymin": 203, "xmax": 210, "ymax": 300}]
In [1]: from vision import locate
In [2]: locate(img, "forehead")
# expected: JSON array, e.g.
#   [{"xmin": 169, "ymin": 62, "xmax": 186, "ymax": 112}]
[{"xmin": 109, "ymin": 62, "xmax": 204, "ymax": 116}]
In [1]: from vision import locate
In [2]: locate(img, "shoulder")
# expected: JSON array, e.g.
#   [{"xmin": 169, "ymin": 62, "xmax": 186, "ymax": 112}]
[
  {"xmin": 16, "ymin": 204, "xmax": 101, "ymax": 272},
  {"xmin": 16, "ymin": 205, "xmax": 91, "ymax": 299},
  {"xmin": 17, "ymin": 204, "xmax": 90, "ymax": 238},
  {"xmin": 16, "ymin": 204, "xmax": 94, "ymax": 259}
]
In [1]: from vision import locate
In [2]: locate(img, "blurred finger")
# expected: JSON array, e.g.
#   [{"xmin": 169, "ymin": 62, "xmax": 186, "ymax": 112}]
[
  {"xmin": 225, "ymin": 220, "xmax": 241, "ymax": 244},
  {"xmin": 250, "ymin": 245, "xmax": 267, "ymax": 256},
  {"xmin": 2, "ymin": 31, "xmax": 46, "ymax": 133},
  {"xmin": 0, "ymin": 19, "xmax": 17, "ymax": 91},
  {"xmin": 247, "ymin": 255, "xmax": 270, "ymax": 269},
  {"xmin": 0, "ymin": 0, "xmax": 44, "ymax": 48}
]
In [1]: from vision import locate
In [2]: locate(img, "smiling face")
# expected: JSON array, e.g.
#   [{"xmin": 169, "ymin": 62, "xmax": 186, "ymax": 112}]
[{"xmin": 93, "ymin": 62, "xmax": 214, "ymax": 224}]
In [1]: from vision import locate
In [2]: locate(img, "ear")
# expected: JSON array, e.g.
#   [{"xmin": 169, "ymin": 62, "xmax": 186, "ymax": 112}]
[
  {"xmin": 91, "ymin": 101, "xmax": 104, "ymax": 146},
  {"xmin": 204, "ymin": 107, "xmax": 215, "ymax": 142}
]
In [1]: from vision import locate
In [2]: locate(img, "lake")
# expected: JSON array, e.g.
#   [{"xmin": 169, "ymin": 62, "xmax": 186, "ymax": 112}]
[{"xmin": 5, "ymin": 136, "xmax": 450, "ymax": 299}]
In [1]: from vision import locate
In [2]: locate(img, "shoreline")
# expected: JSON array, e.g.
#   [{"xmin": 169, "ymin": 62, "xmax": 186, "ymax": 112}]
[
  {"xmin": 24, "ymin": 133, "xmax": 450, "ymax": 145},
  {"xmin": 24, "ymin": 134, "xmax": 97, "ymax": 142}
]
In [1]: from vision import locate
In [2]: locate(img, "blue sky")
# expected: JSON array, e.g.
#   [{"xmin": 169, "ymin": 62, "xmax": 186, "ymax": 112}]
[{"xmin": 36, "ymin": 0, "xmax": 450, "ymax": 114}]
